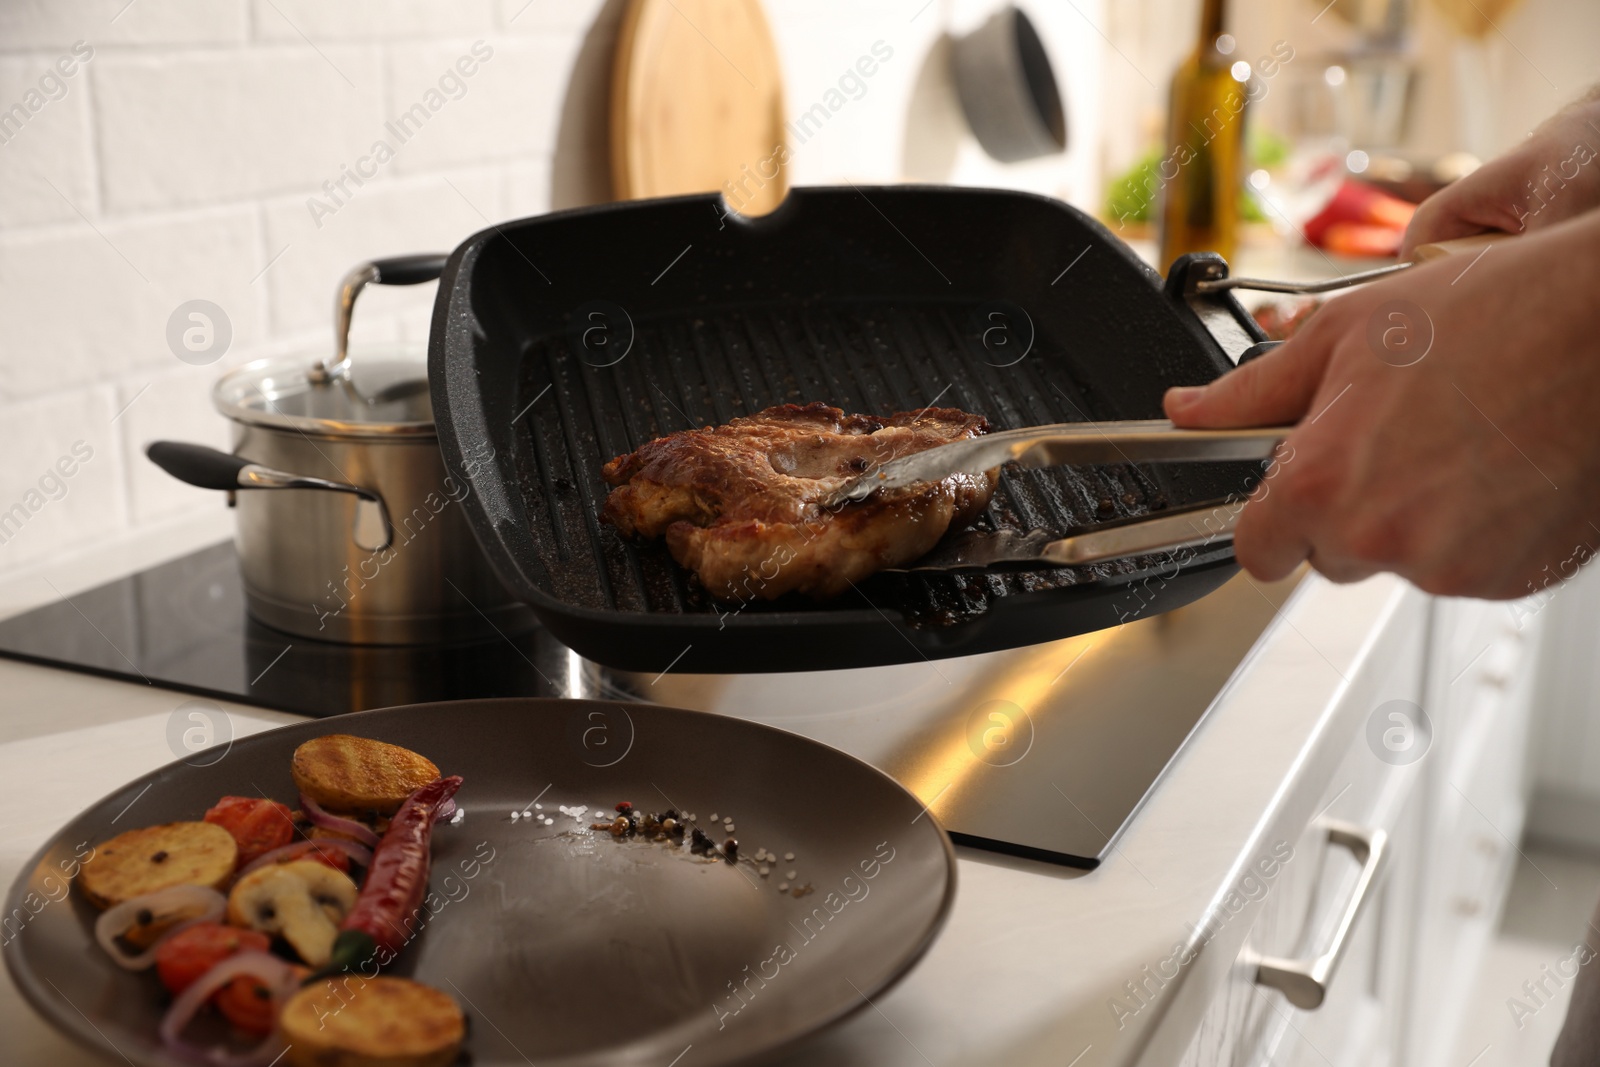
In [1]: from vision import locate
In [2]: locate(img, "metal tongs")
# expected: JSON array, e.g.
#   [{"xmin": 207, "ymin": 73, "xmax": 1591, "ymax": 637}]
[
  {"xmin": 1190, "ymin": 232, "xmax": 1503, "ymax": 295},
  {"xmin": 822, "ymin": 419, "xmax": 1292, "ymax": 570},
  {"xmin": 846, "ymin": 235, "xmax": 1509, "ymax": 570}
]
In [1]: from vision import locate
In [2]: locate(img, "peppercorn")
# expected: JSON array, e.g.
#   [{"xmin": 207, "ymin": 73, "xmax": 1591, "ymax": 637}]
[{"xmin": 723, "ymin": 839, "xmax": 738, "ymax": 864}]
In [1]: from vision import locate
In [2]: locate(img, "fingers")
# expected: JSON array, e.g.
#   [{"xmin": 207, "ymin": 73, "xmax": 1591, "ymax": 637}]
[
  {"xmin": 1307, "ymin": 552, "xmax": 1381, "ymax": 586},
  {"xmin": 1230, "ymin": 478, "xmax": 1312, "ymax": 581},
  {"xmin": 1164, "ymin": 328, "xmax": 1335, "ymax": 429},
  {"xmin": 1398, "ymin": 155, "xmax": 1530, "ymax": 258},
  {"xmin": 1399, "ymin": 204, "xmax": 1496, "ymax": 261}
]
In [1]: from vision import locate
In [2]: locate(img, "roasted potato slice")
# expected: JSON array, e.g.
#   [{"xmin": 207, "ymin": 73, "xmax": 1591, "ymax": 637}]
[
  {"xmin": 282, "ymin": 976, "xmax": 464, "ymax": 1067},
  {"xmin": 292, "ymin": 734, "xmax": 440, "ymax": 816},
  {"xmin": 77, "ymin": 822, "xmax": 236, "ymax": 910},
  {"xmin": 227, "ymin": 860, "xmax": 358, "ymax": 967}
]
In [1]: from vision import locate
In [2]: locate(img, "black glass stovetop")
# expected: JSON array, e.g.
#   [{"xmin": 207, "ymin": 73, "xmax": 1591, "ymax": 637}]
[
  {"xmin": 0, "ymin": 542, "xmax": 564, "ymax": 716},
  {"xmin": 0, "ymin": 540, "xmax": 1301, "ymax": 867}
]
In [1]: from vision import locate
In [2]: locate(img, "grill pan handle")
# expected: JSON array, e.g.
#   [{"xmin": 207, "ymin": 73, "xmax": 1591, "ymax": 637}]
[
  {"xmin": 313, "ymin": 253, "xmax": 450, "ymax": 384},
  {"xmin": 1190, "ymin": 233, "xmax": 1507, "ymax": 296}
]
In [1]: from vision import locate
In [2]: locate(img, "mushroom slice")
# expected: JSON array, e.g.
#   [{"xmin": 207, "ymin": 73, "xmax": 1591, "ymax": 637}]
[{"xmin": 226, "ymin": 859, "xmax": 359, "ymax": 967}]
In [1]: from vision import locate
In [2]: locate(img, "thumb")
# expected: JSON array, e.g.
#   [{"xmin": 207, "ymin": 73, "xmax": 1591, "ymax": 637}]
[{"xmin": 1163, "ymin": 333, "xmax": 1332, "ymax": 428}]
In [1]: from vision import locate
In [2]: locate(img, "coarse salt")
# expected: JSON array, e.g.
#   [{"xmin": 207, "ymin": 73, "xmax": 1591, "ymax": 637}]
[
  {"xmin": 784, "ymin": 852, "xmax": 794, "ymax": 861},
  {"xmin": 787, "ymin": 870, "xmax": 796, "ymax": 880}
]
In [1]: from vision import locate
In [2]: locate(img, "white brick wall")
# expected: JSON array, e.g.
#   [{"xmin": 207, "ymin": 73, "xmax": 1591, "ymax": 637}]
[{"xmin": 0, "ymin": 0, "xmax": 1104, "ymax": 590}]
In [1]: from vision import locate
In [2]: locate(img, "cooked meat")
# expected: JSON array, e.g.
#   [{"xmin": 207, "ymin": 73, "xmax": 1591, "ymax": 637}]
[{"xmin": 601, "ymin": 402, "xmax": 997, "ymax": 600}]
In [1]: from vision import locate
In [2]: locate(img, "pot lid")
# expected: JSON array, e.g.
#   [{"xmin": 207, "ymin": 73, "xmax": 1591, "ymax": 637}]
[
  {"xmin": 213, "ymin": 256, "xmax": 452, "ymax": 437},
  {"xmin": 213, "ymin": 355, "xmax": 436, "ymax": 438}
]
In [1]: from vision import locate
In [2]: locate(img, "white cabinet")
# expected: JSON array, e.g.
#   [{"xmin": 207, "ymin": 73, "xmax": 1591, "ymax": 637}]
[
  {"xmin": 1175, "ymin": 592, "xmax": 1542, "ymax": 1067},
  {"xmin": 1525, "ymin": 566, "xmax": 1600, "ymax": 851},
  {"xmin": 1176, "ymin": 590, "xmax": 1428, "ymax": 1067},
  {"xmin": 1407, "ymin": 597, "xmax": 1542, "ymax": 1067}
]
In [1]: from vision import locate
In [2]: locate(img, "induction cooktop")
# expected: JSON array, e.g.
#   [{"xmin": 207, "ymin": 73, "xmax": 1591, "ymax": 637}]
[
  {"xmin": 0, "ymin": 542, "xmax": 561, "ymax": 716},
  {"xmin": 0, "ymin": 542, "xmax": 1297, "ymax": 866}
]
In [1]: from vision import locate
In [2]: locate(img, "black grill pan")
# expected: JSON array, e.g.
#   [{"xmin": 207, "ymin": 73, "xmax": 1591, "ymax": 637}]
[{"xmin": 429, "ymin": 186, "xmax": 1268, "ymax": 673}]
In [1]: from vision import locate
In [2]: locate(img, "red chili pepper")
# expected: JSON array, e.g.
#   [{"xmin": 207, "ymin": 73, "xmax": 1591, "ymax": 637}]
[{"xmin": 311, "ymin": 775, "xmax": 462, "ymax": 979}]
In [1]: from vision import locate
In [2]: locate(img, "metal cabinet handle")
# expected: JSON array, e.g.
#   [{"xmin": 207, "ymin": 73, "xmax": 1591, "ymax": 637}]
[{"xmin": 1254, "ymin": 819, "xmax": 1388, "ymax": 1010}]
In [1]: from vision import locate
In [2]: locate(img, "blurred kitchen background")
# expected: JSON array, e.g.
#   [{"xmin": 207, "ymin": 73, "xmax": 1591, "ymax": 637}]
[{"xmin": 0, "ymin": 0, "xmax": 1598, "ymax": 1055}]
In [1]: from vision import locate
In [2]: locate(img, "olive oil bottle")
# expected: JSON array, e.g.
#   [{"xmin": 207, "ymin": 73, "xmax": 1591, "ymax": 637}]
[{"xmin": 1158, "ymin": 0, "xmax": 1248, "ymax": 269}]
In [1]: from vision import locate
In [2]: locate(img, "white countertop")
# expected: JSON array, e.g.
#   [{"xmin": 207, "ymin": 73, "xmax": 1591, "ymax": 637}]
[{"xmin": 0, "ymin": 524, "xmax": 1419, "ymax": 1067}]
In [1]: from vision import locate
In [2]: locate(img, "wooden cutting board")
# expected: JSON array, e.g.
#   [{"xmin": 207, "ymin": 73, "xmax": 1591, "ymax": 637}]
[{"xmin": 610, "ymin": 0, "xmax": 787, "ymax": 215}]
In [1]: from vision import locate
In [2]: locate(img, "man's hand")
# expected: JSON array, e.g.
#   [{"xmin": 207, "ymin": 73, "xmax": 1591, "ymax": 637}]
[
  {"xmin": 1164, "ymin": 211, "xmax": 1600, "ymax": 598},
  {"xmin": 1401, "ymin": 89, "xmax": 1600, "ymax": 258}
]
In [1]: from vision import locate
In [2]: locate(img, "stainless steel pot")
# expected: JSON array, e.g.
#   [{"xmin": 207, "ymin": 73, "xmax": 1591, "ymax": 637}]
[{"xmin": 148, "ymin": 255, "xmax": 534, "ymax": 645}]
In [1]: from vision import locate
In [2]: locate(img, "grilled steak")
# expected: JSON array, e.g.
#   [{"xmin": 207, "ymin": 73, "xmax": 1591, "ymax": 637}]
[{"xmin": 601, "ymin": 402, "xmax": 997, "ymax": 601}]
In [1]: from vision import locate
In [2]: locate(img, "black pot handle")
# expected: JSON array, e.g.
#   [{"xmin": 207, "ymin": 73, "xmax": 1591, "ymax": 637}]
[
  {"xmin": 145, "ymin": 441, "xmax": 394, "ymax": 551},
  {"xmin": 316, "ymin": 253, "xmax": 451, "ymax": 384},
  {"xmin": 371, "ymin": 254, "xmax": 449, "ymax": 286},
  {"xmin": 146, "ymin": 441, "xmax": 250, "ymax": 490}
]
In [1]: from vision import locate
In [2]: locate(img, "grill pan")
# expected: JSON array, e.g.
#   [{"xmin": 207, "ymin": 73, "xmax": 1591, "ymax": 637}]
[{"xmin": 429, "ymin": 186, "xmax": 1269, "ymax": 673}]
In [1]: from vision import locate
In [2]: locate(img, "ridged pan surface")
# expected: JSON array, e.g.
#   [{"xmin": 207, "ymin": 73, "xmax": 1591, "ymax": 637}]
[{"xmin": 429, "ymin": 187, "xmax": 1266, "ymax": 672}]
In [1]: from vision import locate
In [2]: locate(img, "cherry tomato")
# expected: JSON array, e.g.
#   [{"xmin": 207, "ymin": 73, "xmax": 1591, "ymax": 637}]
[
  {"xmin": 154, "ymin": 923, "xmax": 271, "ymax": 996},
  {"xmin": 215, "ymin": 975, "xmax": 274, "ymax": 1035},
  {"xmin": 204, "ymin": 796, "xmax": 296, "ymax": 867},
  {"xmin": 215, "ymin": 962, "xmax": 308, "ymax": 1035}
]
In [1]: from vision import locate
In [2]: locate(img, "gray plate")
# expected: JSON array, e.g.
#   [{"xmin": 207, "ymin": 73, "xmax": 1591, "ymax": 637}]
[{"xmin": 3, "ymin": 698, "xmax": 956, "ymax": 1066}]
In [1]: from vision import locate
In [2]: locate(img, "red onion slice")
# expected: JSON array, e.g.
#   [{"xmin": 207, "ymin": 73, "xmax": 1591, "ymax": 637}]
[
  {"xmin": 93, "ymin": 886, "xmax": 226, "ymax": 971},
  {"xmin": 237, "ymin": 837, "xmax": 373, "ymax": 878},
  {"xmin": 158, "ymin": 951, "xmax": 295, "ymax": 1067},
  {"xmin": 298, "ymin": 794, "xmax": 379, "ymax": 847}
]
